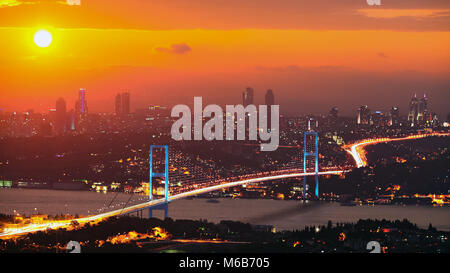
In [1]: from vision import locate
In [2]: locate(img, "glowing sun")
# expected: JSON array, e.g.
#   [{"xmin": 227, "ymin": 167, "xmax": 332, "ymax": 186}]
[{"xmin": 34, "ymin": 30, "xmax": 52, "ymax": 48}]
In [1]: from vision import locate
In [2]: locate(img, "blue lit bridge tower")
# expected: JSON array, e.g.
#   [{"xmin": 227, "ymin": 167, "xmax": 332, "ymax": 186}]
[
  {"xmin": 303, "ymin": 122, "xmax": 319, "ymax": 198},
  {"xmin": 149, "ymin": 145, "xmax": 169, "ymax": 218}
]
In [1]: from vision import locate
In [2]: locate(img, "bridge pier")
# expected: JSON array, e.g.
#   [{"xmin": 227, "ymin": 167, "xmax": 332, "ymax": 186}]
[
  {"xmin": 148, "ymin": 203, "xmax": 169, "ymax": 219},
  {"xmin": 304, "ymin": 130, "xmax": 319, "ymax": 198},
  {"xmin": 148, "ymin": 145, "xmax": 170, "ymax": 219},
  {"xmin": 315, "ymin": 174, "xmax": 319, "ymax": 198},
  {"xmin": 303, "ymin": 176, "xmax": 307, "ymax": 198}
]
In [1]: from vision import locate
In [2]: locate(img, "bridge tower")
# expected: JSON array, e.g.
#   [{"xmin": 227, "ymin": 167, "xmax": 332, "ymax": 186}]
[
  {"xmin": 148, "ymin": 145, "xmax": 169, "ymax": 218},
  {"xmin": 303, "ymin": 123, "xmax": 319, "ymax": 198}
]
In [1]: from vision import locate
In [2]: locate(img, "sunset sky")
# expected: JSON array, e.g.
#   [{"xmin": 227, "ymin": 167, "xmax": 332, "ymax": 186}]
[{"xmin": 0, "ymin": 0, "xmax": 449, "ymax": 117}]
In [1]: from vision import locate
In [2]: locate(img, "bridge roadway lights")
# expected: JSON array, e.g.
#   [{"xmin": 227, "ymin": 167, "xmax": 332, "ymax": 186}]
[
  {"xmin": 149, "ymin": 145, "xmax": 170, "ymax": 219},
  {"xmin": 303, "ymin": 131, "xmax": 319, "ymax": 198}
]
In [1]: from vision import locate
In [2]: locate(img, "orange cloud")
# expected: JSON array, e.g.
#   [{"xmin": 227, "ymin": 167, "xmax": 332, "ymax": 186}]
[
  {"xmin": 0, "ymin": 0, "xmax": 449, "ymax": 31},
  {"xmin": 155, "ymin": 43, "xmax": 192, "ymax": 55},
  {"xmin": 0, "ymin": 0, "xmax": 25, "ymax": 8},
  {"xmin": 0, "ymin": 0, "xmax": 78, "ymax": 8},
  {"xmin": 358, "ymin": 8, "xmax": 450, "ymax": 18},
  {"xmin": 64, "ymin": 0, "xmax": 80, "ymax": 5}
]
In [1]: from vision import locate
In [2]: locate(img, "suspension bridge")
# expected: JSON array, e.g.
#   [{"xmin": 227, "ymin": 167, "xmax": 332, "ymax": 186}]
[{"xmin": 0, "ymin": 131, "xmax": 448, "ymax": 238}]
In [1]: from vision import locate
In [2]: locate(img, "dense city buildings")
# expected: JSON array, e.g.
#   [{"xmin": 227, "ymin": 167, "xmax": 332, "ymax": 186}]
[
  {"xmin": 0, "ymin": 88, "xmax": 448, "ymax": 255},
  {"xmin": 0, "ymin": 89, "xmax": 447, "ymax": 195},
  {"xmin": 0, "ymin": 90, "xmax": 444, "ymax": 139}
]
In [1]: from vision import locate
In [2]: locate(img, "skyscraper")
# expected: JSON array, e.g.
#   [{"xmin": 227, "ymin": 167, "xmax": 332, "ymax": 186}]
[
  {"xmin": 265, "ymin": 89, "xmax": 274, "ymax": 106},
  {"xmin": 408, "ymin": 93, "xmax": 419, "ymax": 126},
  {"xmin": 55, "ymin": 98, "xmax": 67, "ymax": 135},
  {"xmin": 242, "ymin": 87, "xmax": 254, "ymax": 107},
  {"xmin": 389, "ymin": 106, "xmax": 399, "ymax": 126},
  {"xmin": 122, "ymin": 92, "xmax": 130, "ymax": 115},
  {"xmin": 418, "ymin": 94, "xmax": 428, "ymax": 123},
  {"xmin": 115, "ymin": 92, "xmax": 130, "ymax": 116},
  {"xmin": 76, "ymin": 88, "xmax": 88, "ymax": 116},
  {"xmin": 115, "ymin": 93, "xmax": 122, "ymax": 115},
  {"xmin": 372, "ymin": 111, "xmax": 385, "ymax": 127},
  {"xmin": 75, "ymin": 88, "xmax": 88, "ymax": 132},
  {"xmin": 408, "ymin": 93, "xmax": 429, "ymax": 127},
  {"xmin": 357, "ymin": 105, "xmax": 370, "ymax": 125}
]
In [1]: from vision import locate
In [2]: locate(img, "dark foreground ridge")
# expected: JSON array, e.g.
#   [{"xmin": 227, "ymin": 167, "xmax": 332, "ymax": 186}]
[{"xmin": 1, "ymin": 216, "xmax": 448, "ymax": 253}]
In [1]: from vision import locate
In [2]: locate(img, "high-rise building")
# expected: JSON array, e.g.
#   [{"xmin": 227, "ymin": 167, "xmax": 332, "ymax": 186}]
[
  {"xmin": 122, "ymin": 92, "xmax": 130, "ymax": 115},
  {"xmin": 242, "ymin": 87, "xmax": 254, "ymax": 107},
  {"xmin": 408, "ymin": 93, "xmax": 418, "ymax": 126},
  {"xmin": 115, "ymin": 93, "xmax": 122, "ymax": 115},
  {"xmin": 372, "ymin": 111, "xmax": 385, "ymax": 127},
  {"xmin": 55, "ymin": 98, "xmax": 67, "ymax": 135},
  {"xmin": 265, "ymin": 89, "xmax": 274, "ymax": 106},
  {"xmin": 430, "ymin": 112, "xmax": 438, "ymax": 127},
  {"xmin": 74, "ymin": 88, "xmax": 88, "ymax": 132},
  {"xmin": 408, "ymin": 93, "xmax": 429, "ymax": 127},
  {"xmin": 418, "ymin": 94, "xmax": 428, "ymax": 123},
  {"xmin": 357, "ymin": 105, "xmax": 370, "ymax": 125},
  {"xmin": 76, "ymin": 88, "xmax": 88, "ymax": 116},
  {"xmin": 389, "ymin": 106, "xmax": 399, "ymax": 126},
  {"xmin": 115, "ymin": 92, "xmax": 130, "ymax": 116}
]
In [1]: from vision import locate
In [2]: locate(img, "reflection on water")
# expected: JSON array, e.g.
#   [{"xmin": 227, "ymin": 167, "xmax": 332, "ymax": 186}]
[
  {"xmin": 0, "ymin": 189, "xmax": 148, "ymax": 216},
  {"xmin": 168, "ymin": 198, "xmax": 450, "ymax": 231},
  {"xmin": 1, "ymin": 189, "xmax": 450, "ymax": 231}
]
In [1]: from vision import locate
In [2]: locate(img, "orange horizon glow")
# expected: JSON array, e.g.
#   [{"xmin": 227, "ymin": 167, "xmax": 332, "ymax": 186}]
[{"xmin": 0, "ymin": 1, "xmax": 449, "ymax": 116}]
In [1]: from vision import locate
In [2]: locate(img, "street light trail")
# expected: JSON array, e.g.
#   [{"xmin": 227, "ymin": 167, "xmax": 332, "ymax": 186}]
[{"xmin": 343, "ymin": 132, "xmax": 450, "ymax": 168}]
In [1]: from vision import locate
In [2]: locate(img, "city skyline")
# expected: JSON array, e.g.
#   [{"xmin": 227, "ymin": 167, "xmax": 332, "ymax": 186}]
[
  {"xmin": 0, "ymin": 88, "xmax": 442, "ymax": 122},
  {"xmin": 0, "ymin": 83, "xmax": 447, "ymax": 119}
]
